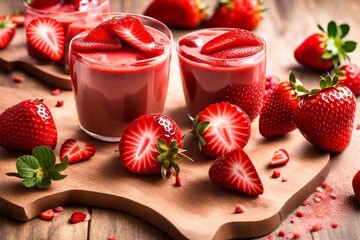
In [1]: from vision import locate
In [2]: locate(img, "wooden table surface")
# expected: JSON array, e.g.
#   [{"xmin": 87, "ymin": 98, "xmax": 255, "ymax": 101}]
[{"xmin": 1, "ymin": 0, "xmax": 360, "ymax": 239}]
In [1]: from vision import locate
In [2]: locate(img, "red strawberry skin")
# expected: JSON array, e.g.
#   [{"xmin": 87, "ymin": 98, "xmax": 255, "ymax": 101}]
[
  {"xmin": 294, "ymin": 33, "xmax": 333, "ymax": 71},
  {"xmin": 0, "ymin": 99, "xmax": 57, "ymax": 153},
  {"xmin": 209, "ymin": 149, "xmax": 264, "ymax": 196},
  {"xmin": 119, "ymin": 114, "xmax": 183, "ymax": 175},
  {"xmin": 339, "ymin": 63, "xmax": 360, "ymax": 96},
  {"xmin": 259, "ymin": 81, "xmax": 299, "ymax": 138},
  {"xmin": 196, "ymin": 102, "xmax": 251, "ymax": 158},
  {"xmin": 144, "ymin": 0, "xmax": 207, "ymax": 29},
  {"xmin": 294, "ymin": 86, "xmax": 356, "ymax": 152},
  {"xmin": 352, "ymin": 170, "xmax": 360, "ymax": 204},
  {"xmin": 0, "ymin": 18, "xmax": 16, "ymax": 49},
  {"xmin": 207, "ymin": 0, "xmax": 262, "ymax": 31}
]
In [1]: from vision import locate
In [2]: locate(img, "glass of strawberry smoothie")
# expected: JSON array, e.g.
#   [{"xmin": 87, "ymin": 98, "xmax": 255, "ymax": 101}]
[
  {"xmin": 69, "ymin": 13, "xmax": 173, "ymax": 142},
  {"xmin": 23, "ymin": 0, "xmax": 110, "ymax": 66},
  {"xmin": 177, "ymin": 28, "xmax": 266, "ymax": 121}
]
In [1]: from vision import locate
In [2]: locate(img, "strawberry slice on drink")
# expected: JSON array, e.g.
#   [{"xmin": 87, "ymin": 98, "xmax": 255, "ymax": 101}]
[
  {"xmin": 192, "ymin": 102, "xmax": 251, "ymax": 158},
  {"xmin": 119, "ymin": 114, "xmax": 188, "ymax": 178},
  {"xmin": 26, "ymin": 17, "xmax": 65, "ymax": 61},
  {"xmin": 112, "ymin": 15, "xmax": 164, "ymax": 57},
  {"xmin": 209, "ymin": 149, "xmax": 264, "ymax": 196},
  {"xmin": 59, "ymin": 139, "xmax": 96, "ymax": 164}
]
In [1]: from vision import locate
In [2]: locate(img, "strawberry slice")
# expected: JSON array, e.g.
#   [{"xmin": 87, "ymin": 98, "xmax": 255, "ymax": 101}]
[
  {"xmin": 39, "ymin": 209, "xmax": 55, "ymax": 221},
  {"xmin": 26, "ymin": 17, "xmax": 64, "ymax": 61},
  {"xmin": 201, "ymin": 29, "xmax": 262, "ymax": 54},
  {"xmin": 211, "ymin": 45, "xmax": 262, "ymax": 59},
  {"xmin": 192, "ymin": 102, "xmax": 251, "ymax": 158},
  {"xmin": 10, "ymin": 12, "xmax": 25, "ymax": 27},
  {"xmin": 70, "ymin": 211, "xmax": 91, "ymax": 224},
  {"xmin": 59, "ymin": 139, "xmax": 96, "ymax": 164},
  {"xmin": 119, "ymin": 114, "xmax": 185, "ymax": 178},
  {"xmin": 0, "ymin": 17, "xmax": 15, "ymax": 49},
  {"xmin": 209, "ymin": 149, "xmax": 264, "ymax": 196},
  {"xmin": 112, "ymin": 15, "xmax": 164, "ymax": 57},
  {"xmin": 269, "ymin": 149, "xmax": 290, "ymax": 167},
  {"xmin": 178, "ymin": 34, "xmax": 204, "ymax": 48}
]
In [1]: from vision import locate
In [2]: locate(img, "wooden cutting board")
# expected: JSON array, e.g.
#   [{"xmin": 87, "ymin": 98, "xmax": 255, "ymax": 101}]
[
  {"xmin": 0, "ymin": 85, "xmax": 330, "ymax": 239},
  {"xmin": 0, "ymin": 27, "xmax": 72, "ymax": 90}
]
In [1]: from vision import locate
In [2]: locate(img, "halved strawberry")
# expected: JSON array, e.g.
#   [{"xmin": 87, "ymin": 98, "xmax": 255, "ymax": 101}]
[
  {"xmin": 59, "ymin": 139, "xmax": 96, "ymax": 164},
  {"xmin": 119, "ymin": 114, "xmax": 187, "ymax": 178},
  {"xmin": 200, "ymin": 29, "xmax": 261, "ymax": 54},
  {"xmin": 0, "ymin": 17, "xmax": 15, "ymax": 49},
  {"xmin": 269, "ymin": 149, "xmax": 289, "ymax": 167},
  {"xmin": 209, "ymin": 149, "xmax": 264, "ymax": 196},
  {"xmin": 112, "ymin": 15, "xmax": 164, "ymax": 57},
  {"xmin": 192, "ymin": 102, "xmax": 251, "ymax": 158},
  {"xmin": 26, "ymin": 17, "xmax": 64, "ymax": 61},
  {"xmin": 39, "ymin": 209, "xmax": 55, "ymax": 221}
]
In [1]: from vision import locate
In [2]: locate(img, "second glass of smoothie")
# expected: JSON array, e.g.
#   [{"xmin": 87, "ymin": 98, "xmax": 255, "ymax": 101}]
[
  {"xmin": 177, "ymin": 28, "xmax": 266, "ymax": 121},
  {"xmin": 69, "ymin": 13, "xmax": 173, "ymax": 142}
]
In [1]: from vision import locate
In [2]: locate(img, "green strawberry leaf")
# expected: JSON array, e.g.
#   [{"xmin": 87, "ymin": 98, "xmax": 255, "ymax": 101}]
[
  {"xmin": 7, "ymin": 146, "xmax": 68, "ymax": 188},
  {"xmin": 32, "ymin": 146, "xmax": 55, "ymax": 171},
  {"xmin": 327, "ymin": 21, "xmax": 337, "ymax": 38},
  {"xmin": 340, "ymin": 24, "xmax": 350, "ymax": 38},
  {"xmin": 343, "ymin": 41, "xmax": 357, "ymax": 52}
]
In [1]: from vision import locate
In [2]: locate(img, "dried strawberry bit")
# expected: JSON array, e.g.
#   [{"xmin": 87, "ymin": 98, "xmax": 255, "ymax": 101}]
[
  {"xmin": 278, "ymin": 230, "xmax": 286, "ymax": 237},
  {"xmin": 70, "ymin": 211, "xmax": 91, "ymax": 224},
  {"xmin": 357, "ymin": 124, "xmax": 360, "ymax": 130},
  {"xmin": 271, "ymin": 170, "xmax": 281, "ymax": 178},
  {"xmin": 56, "ymin": 100, "xmax": 64, "ymax": 107},
  {"xmin": 51, "ymin": 88, "xmax": 61, "ymax": 96},
  {"xmin": 53, "ymin": 206, "xmax": 64, "ymax": 212},
  {"xmin": 295, "ymin": 210, "xmax": 304, "ymax": 217},
  {"xmin": 330, "ymin": 222, "xmax": 338, "ymax": 228},
  {"xmin": 321, "ymin": 181, "xmax": 328, "ymax": 188},
  {"xmin": 175, "ymin": 175, "xmax": 182, "ymax": 187},
  {"xmin": 315, "ymin": 192, "xmax": 324, "ymax": 199},
  {"xmin": 311, "ymin": 223, "xmax": 323, "ymax": 232},
  {"xmin": 292, "ymin": 231, "xmax": 301, "ymax": 239},
  {"xmin": 108, "ymin": 236, "xmax": 117, "ymax": 240},
  {"xmin": 281, "ymin": 176, "xmax": 288, "ymax": 182},
  {"xmin": 302, "ymin": 200, "xmax": 309, "ymax": 206},
  {"xmin": 314, "ymin": 196, "xmax": 321, "ymax": 202},
  {"xmin": 290, "ymin": 218, "xmax": 296, "ymax": 223},
  {"xmin": 234, "ymin": 203, "xmax": 246, "ymax": 214},
  {"xmin": 330, "ymin": 193, "xmax": 337, "ymax": 200},
  {"xmin": 13, "ymin": 75, "xmax": 25, "ymax": 83},
  {"xmin": 315, "ymin": 187, "xmax": 323, "ymax": 192}
]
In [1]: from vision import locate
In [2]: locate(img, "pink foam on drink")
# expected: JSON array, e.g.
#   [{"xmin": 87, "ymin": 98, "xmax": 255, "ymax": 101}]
[
  {"xmin": 69, "ymin": 23, "xmax": 172, "ymax": 142},
  {"xmin": 177, "ymin": 29, "xmax": 266, "ymax": 120}
]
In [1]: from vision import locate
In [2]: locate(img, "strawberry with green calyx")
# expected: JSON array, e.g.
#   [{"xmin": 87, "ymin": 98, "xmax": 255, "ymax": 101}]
[
  {"xmin": 144, "ymin": 0, "xmax": 207, "ymax": 29},
  {"xmin": 259, "ymin": 71, "xmax": 301, "ymax": 138},
  {"xmin": 6, "ymin": 146, "xmax": 68, "ymax": 188},
  {"xmin": 293, "ymin": 73, "xmax": 356, "ymax": 152},
  {"xmin": 294, "ymin": 21, "xmax": 357, "ymax": 71},
  {"xmin": 207, "ymin": 0, "xmax": 265, "ymax": 31}
]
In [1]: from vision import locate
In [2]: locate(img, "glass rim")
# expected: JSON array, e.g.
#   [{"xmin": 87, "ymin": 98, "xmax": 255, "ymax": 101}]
[
  {"xmin": 177, "ymin": 28, "xmax": 266, "ymax": 67},
  {"xmin": 69, "ymin": 13, "xmax": 173, "ymax": 68},
  {"xmin": 23, "ymin": 0, "xmax": 110, "ymax": 16}
]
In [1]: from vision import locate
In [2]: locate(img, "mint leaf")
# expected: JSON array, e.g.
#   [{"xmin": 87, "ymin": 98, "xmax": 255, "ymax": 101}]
[
  {"xmin": 7, "ymin": 146, "xmax": 68, "ymax": 188},
  {"xmin": 16, "ymin": 155, "xmax": 39, "ymax": 179},
  {"xmin": 32, "ymin": 146, "xmax": 55, "ymax": 171}
]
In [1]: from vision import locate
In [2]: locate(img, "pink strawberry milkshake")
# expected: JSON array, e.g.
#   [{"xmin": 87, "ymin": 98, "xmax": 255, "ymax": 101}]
[
  {"xmin": 69, "ymin": 14, "xmax": 173, "ymax": 142},
  {"xmin": 177, "ymin": 28, "xmax": 266, "ymax": 121},
  {"xmin": 24, "ymin": 0, "xmax": 110, "ymax": 65}
]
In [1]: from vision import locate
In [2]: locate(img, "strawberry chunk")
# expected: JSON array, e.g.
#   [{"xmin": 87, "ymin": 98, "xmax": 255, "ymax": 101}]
[
  {"xmin": 39, "ymin": 209, "xmax": 55, "ymax": 221},
  {"xmin": 112, "ymin": 15, "xmax": 164, "ymax": 57},
  {"xmin": 26, "ymin": 17, "xmax": 64, "ymax": 61},
  {"xmin": 201, "ymin": 29, "xmax": 261, "ymax": 54},
  {"xmin": 269, "ymin": 149, "xmax": 290, "ymax": 167},
  {"xmin": 70, "ymin": 211, "xmax": 91, "ymax": 224},
  {"xmin": 209, "ymin": 149, "xmax": 264, "ymax": 196},
  {"xmin": 179, "ymin": 34, "xmax": 204, "ymax": 48},
  {"xmin": 59, "ymin": 139, "xmax": 96, "ymax": 164}
]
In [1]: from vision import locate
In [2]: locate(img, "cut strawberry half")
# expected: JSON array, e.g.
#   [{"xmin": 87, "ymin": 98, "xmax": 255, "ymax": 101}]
[
  {"xmin": 26, "ymin": 17, "xmax": 64, "ymax": 61},
  {"xmin": 269, "ymin": 149, "xmax": 290, "ymax": 167},
  {"xmin": 209, "ymin": 149, "xmax": 264, "ymax": 196},
  {"xmin": 0, "ymin": 18, "xmax": 16, "ymax": 49},
  {"xmin": 39, "ymin": 209, "xmax": 55, "ymax": 221},
  {"xmin": 70, "ymin": 211, "xmax": 91, "ymax": 224},
  {"xmin": 201, "ymin": 29, "xmax": 262, "ymax": 54},
  {"xmin": 59, "ymin": 139, "xmax": 96, "ymax": 164},
  {"xmin": 192, "ymin": 102, "xmax": 251, "ymax": 158},
  {"xmin": 112, "ymin": 15, "xmax": 164, "ymax": 57}
]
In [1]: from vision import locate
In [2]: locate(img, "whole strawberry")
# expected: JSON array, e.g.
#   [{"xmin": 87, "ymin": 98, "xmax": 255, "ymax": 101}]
[
  {"xmin": 352, "ymin": 170, "xmax": 360, "ymax": 204},
  {"xmin": 119, "ymin": 114, "xmax": 189, "ymax": 178},
  {"xmin": 337, "ymin": 63, "xmax": 360, "ymax": 96},
  {"xmin": 207, "ymin": 0, "xmax": 264, "ymax": 31},
  {"xmin": 294, "ymin": 74, "xmax": 356, "ymax": 152},
  {"xmin": 0, "ymin": 99, "xmax": 57, "ymax": 152},
  {"xmin": 191, "ymin": 102, "xmax": 251, "ymax": 158},
  {"xmin": 209, "ymin": 148, "xmax": 264, "ymax": 196},
  {"xmin": 294, "ymin": 21, "xmax": 357, "ymax": 71},
  {"xmin": 259, "ymin": 72, "xmax": 301, "ymax": 138},
  {"xmin": 0, "ymin": 17, "xmax": 16, "ymax": 49},
  {"xmin": 144, "ymin": 0, "xmax": 207, "ymax": 29}
]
